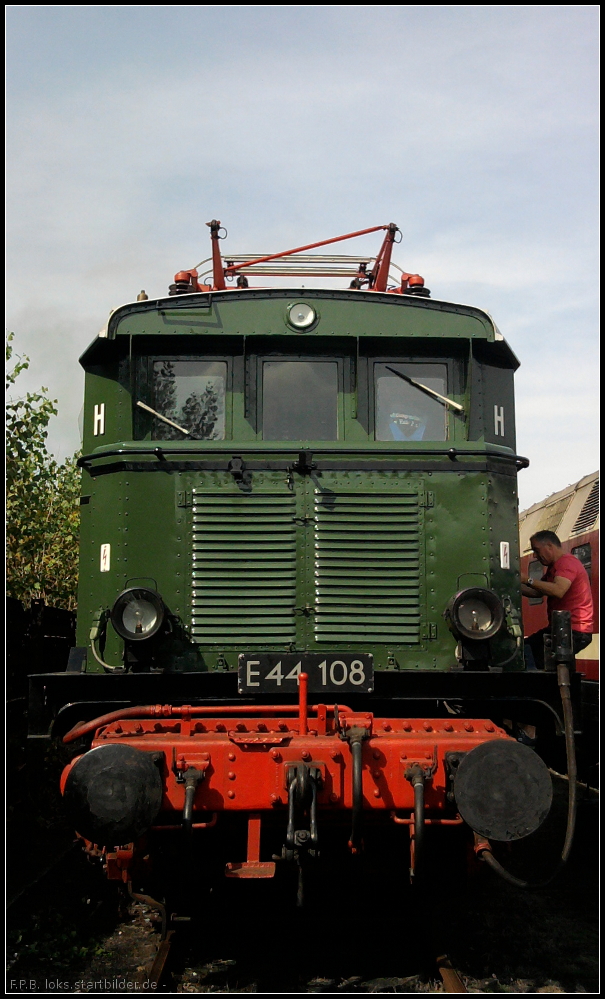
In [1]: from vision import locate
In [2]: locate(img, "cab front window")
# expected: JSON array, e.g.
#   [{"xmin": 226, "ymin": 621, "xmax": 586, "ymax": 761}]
[
  {"xmin": 151, "ymin": 360, "xmax": 227, "ymax": 440},
  {"xmin": 374, "ymin": 362, "xmax": 448, "ymax": 442},
  {"xmin": 262, "ymin": 359, "xmax": 338, "ymax": 440}
]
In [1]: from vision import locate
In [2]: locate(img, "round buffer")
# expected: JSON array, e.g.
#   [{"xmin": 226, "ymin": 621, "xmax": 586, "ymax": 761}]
[
  {"xmin": 453, "ymin": 739, "xmax": 553, "ymax": 842},
  {"xmin": 64, "ymin": 743, "xmax": 163, "ymax": 846}
]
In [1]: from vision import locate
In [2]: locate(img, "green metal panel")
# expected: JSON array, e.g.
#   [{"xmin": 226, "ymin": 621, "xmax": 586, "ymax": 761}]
[
  {"xmin": 487, "ymin": 471, "xmax": 524, "ymax": 669},
  {"xmin": 77, "ymin": 464, "xmax": 520, "ymax": 672},
  {"xmin": 76, "ymin": 467, "xmax": 188, "ymax": 667},
  {"xmin": 76, "ymin": 289, "xmax": 524, "ymax": 675},
  {"xmin": 468, "ymin": 340, "xmax": 518, "ymax": 448},
  {"xmin": 81, "ymin": 365, "xmax": 131, "ymax": 452},
  {"xmin": 106, "ymin": 291, "xmax": 494, "ymax": 345}
]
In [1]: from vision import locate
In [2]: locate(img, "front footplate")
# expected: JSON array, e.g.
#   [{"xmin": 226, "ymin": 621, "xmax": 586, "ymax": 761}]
[{"xmin": 225, "ymin": 813, "xmax": 276, "ymax": 879}]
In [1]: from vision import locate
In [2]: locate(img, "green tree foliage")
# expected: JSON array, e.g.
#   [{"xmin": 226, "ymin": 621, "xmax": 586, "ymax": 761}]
[{"xmin": 6, "ymin": 333, "xmax": 80, "ymax": 610}]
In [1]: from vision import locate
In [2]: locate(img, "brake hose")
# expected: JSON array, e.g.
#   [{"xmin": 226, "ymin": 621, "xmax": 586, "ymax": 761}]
[
  {"xmin": 348, "ymin": 733, "xmax": 364, "ymax": 852},
  {"xmin": 89, "ymin": 611, "xmax": 124, "ymax": 673},
  {"xmin": 477, "ymin": 662, "xmax": 577, "ymax": 889},
  {"xmin": 90, "ymin": 637, "xmax": 125, "ymax": 673}
]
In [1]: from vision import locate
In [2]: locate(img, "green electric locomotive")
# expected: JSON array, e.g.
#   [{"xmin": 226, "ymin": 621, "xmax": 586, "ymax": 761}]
[{"xmin": 29, "ymin": 223, "xmax": 578, "ymax": 903}]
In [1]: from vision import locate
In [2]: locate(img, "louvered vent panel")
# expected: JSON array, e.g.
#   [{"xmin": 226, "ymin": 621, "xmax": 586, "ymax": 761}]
[
  {"xmin": 571, "ymin": 480, "xmax": 599, "ymax": 536},
  {"xmin": 535, "ymin": 495, "xmax": 573, "ymax": 534},
  {"xmin": 314, "ymin": 491, "xmax": 421, "ymax": 643},
  {"xmin": 191, "ymin": 492, "xmax": 296, "ymax": 644}
]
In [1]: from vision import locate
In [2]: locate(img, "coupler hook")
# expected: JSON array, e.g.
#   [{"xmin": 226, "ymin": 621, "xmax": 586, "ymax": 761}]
[
  {"xmin": 283, "ymin": 764, "xmax": 321, "ymax": 908},
  {"xmin": 286, "ymin": 764, "xmax": 320, "ymax": 852}
]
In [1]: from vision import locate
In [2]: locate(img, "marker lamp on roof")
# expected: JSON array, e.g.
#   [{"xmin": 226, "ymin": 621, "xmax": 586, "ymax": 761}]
[
  {"xmin": 444, "ymin": 587, "xmax": 504, "ymax": 641},
  {"xmin": 287, "ymin": 302, "xmax": 316, "ymax": 329},
  {"xmin": 110, "ymin": 587, "xmax": 165, "ymax": 642}
]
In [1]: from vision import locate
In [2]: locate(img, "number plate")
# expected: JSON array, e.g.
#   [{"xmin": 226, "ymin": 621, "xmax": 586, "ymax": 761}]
[{"xmin": 238, "ymin": 653, "xmax": 374, "ymax": 694}]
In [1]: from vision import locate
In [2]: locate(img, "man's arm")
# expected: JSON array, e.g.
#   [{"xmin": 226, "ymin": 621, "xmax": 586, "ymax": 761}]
[
  {"xmin": 521, "ymin": 576, "xmax": 572, "ymax": 599},
  {"xmin": 521, "ymin": 582, "xmax": 542, "ymax": 598}
]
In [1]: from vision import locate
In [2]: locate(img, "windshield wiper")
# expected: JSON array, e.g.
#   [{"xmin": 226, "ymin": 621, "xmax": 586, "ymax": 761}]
[
  {"xmin": 385, "ymin": 366, "xmax": 464, "ymax": 412},
  {"xmin": 136, "ymin": 400, "xmax": 191, "ymax": 436}
]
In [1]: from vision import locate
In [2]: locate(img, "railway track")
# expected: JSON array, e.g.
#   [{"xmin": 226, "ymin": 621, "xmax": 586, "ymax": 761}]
[
  {"xmin": 0, "ymin": 846, "xmax": 568, "ymax": 993},
  {"xmin": 0, "ymin": 819, "xmax": 469, "ymax": 994},
  {"xmin": 8, "ymin": 783, "xmax": 598, "ymax": 994},
  {"xmin": 436, "ymin": 956, "xmax": 468, "ymax": 993},
  {"xmin": 139, "ymin": 918, "xmax": 469, "ymax": 993},
  {"xmin": 141, "ymin": 929, "xmax": 175, "ymax": 989}
]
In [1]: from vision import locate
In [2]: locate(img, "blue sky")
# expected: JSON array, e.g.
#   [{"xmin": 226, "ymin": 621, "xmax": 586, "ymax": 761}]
[{"xmin": 6, "ymin": 5, "xmax": 598, "ymax": 509}]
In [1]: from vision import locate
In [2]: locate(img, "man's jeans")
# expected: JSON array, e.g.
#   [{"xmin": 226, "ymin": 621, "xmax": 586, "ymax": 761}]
[{"xmin": 524, "ymin": 627, "xmax": 592, "ymax": 670}]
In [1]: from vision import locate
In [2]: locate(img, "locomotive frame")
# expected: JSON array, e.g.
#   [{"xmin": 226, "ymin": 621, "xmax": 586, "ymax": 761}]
[{"xmin": 28, "ymin": 222, "xmax": 582, "ymax": 902}]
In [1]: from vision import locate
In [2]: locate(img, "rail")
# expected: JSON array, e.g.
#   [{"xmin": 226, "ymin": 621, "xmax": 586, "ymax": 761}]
[{"xmin": 437, "ymin": 956, "xmax": 468, "ymax": 993}]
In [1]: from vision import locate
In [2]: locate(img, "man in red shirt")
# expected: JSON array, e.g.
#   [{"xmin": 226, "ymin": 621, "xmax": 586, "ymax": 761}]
[{"xmin": 521, "ymin": 530, "xmax": 593, "ymax": 669}]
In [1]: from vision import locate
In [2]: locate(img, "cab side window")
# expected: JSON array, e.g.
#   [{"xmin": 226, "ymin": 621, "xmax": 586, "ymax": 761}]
[
  {"xmin": 374, "ymin": 363, "xmax": 448, "ymax": 441},
  {"xmin": 571, "ymin": 543, "xmax": 592, "ymax": 582}
]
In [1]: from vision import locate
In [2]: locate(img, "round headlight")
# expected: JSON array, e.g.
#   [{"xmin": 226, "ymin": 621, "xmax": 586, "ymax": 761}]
[
  {"xmin": 444, "ymin": 587, "xmax": 504, "ymax": 641},
  {"xmin": 287, "ymin": 302, "xmax": 316, "ymax": 329},
  {"xmin": 457, "ymin": 597, "xmax": 494, "ymax": 633},
  {"xmin": 110, "ymin": 587, "xmax": 165, "ymax": 641}
]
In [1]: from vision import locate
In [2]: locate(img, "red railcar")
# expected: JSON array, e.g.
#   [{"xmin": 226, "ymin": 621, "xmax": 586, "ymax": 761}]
[{"xmin": 519, "ymin": 472, "xmax": 599, "ymax": 681}]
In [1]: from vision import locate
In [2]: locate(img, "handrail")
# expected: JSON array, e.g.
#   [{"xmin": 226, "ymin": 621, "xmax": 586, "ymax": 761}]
[
  {"xmin": 78, "ymin": 445, "xmax": 529, "ymax": 469},
  {"xmin": 62, "ymin": 702, "xmax": 352, "ymax": 744},
  {"xmin": 220, "ymin": 254, "xmax": 376, "ymax": 264}
]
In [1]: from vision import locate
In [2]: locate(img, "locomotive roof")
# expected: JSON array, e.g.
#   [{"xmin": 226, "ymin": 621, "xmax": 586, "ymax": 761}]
[
  {"xmin": 82, "ymin": 223, "xmax": 521, "ymax": 369},
  {"xmin": 81, "ymin": 287, "xmax": 520, "ymax": 371}
]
